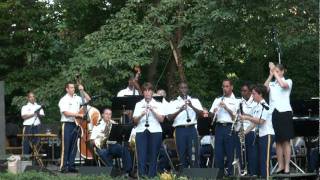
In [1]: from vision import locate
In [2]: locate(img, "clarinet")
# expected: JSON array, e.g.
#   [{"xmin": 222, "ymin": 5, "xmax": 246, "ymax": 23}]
[
  {"xmin": 211, "ymin": 96, "xmax": 225, "ymax": 126},
  {"xmin": 145, "ymin": 101, "xmax": 150, "ymax": 127},
  {"xmin": 182, "ymin": 94, "xmax": 191, "ymax": 122},
  {"xmin": 238, "ymin": 103, "xmax": 248, "ymax": 176}
]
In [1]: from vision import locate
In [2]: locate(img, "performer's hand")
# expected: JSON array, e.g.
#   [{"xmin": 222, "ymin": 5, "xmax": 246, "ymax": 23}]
[
  {"xmin": 219, "ymin": 101, "xmax": 226, "ymax": 109},
  {"xmin": 186, "ymin": 99, "xmax": 192, "ymax": 107},
  {"xmin": 76, "ymin": 113, "xmax": 84, "ymax": 118},
  {"xmin": 213, "ymin": 108, "xmax": 218, "ymax": 113},
  {"xmin": 78, "ymin": 84, "xmax": 84, "ymax": 91},
  {"xmin": 269, "ymin": 62, "xmax": 275, "ymax": 69},
  {"xmin": 203, "ymin": 110, "xmax": 209, "ymax": 117},
  {"xmin": 240, "ymin": 115, "xmax": 250, "ymax": 121}
]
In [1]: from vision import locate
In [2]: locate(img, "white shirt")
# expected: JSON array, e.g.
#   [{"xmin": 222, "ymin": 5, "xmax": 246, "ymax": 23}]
[
  {"xmin": 117, "ymin": 87, "xmax": 139, "ymax": 97},
  {"xmin": 209, "ymin": 93, "xmax": 239, "ymax": 123},
  {"xmin": 240, "ymin": 96, "xmax": 258, "ymax": 131},
  {"xmin": 252, "ymin": 100, "xmax": 275, "ymax": 137},
  {"xmin": 168, "ymin": 96, "xmax": 203, "ymax": 127},
  {"xmin": 58, "ymin": 94, "xmax": 83, "ymax": 122},
  {"xmin": 90, "ymin": 119, "xmax": 117, "ymax": 140},
  {"xmin": 200, "ymin": 135, "xmax": 214, "ymax": 147},
  {"xmin": 269, "ymin": 78, "xmax": 293, "ymax": 112},
  {"xmin": 133, "ymin": 98, "xmax": 165, "ymax": 133},
  {"xmin": 21, "ymin": 102, "xmax": 44, "ymax": 126}
]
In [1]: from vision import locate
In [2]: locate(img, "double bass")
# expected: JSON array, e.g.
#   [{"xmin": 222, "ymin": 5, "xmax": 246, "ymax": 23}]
[{"xmin": 75, "ymin": 75, "xmax": 101, "ymax": 160}]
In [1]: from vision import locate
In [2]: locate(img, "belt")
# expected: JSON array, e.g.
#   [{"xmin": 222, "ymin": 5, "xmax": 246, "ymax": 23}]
[
  {"xmin": 175, "ymin": 124, "xmax": 195, "ymax": 128},
  {"xmin": 216, "ymin": 122, "xmax": 232, "ymax": 126}
]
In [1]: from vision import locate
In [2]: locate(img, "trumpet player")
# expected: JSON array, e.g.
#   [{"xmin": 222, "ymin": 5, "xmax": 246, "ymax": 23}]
[
  {"xmin": 90, "ymin": 108, "xmax": 133, "ymax": 176},
  {"xmin": 133, "ymin": 82, "xmax": 165, "ymax": 178},
  {"xmin": 167, "ymin": 82, "xmax": 203, "ymax": 168},
  {"xmin": 209, "ymin": 79, "xmax": 238, "ymax": 177},
  {"xmin": 239, "ymin": 84, "xmax": 275, "ymax": 178}
]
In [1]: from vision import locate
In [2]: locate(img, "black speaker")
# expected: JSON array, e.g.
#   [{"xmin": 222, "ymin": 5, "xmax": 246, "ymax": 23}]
[
  {"xmin": 79, "ymin": 166, "xmax": 113, "ymax": 176},
  {"xmin": 181, "ymin": 168, "xmax": 220, "ymax": 179}
]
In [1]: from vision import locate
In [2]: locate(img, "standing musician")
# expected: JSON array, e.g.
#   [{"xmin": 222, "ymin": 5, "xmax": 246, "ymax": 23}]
[
  {"xmin": 209, "ymin": 79, "xmax": 238, "ymax": 176},
  {"xmin": 58, "ymin": 82, "xmax": 91, "ymax": 173},
  {"xmin": 90, "ymin": 108, "xmax": 132, "ymax": 176},
  {"xmin": 167, "ymin": 82, "xmax": 204, "ymax": 168},
  {"xmin": 133, "ymin": 82, "xmax": 165, "ymax": 177},
  {"xmin": 264, "ymin": 62, "xmax": 294, "ymax": 174},
  {"xmin": 237, "ymin": 82, "xmax": 259, "ymax": 176},
  {"xmin": 21, "ymin": 91, "xmax": 45, "ymax": 154},
  {"xmin": 240, "ymin": 84, "xmax": 275, "ymax": 178}
]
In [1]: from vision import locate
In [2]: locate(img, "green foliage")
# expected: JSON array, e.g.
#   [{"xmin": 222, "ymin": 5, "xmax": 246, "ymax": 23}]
[{"xmin": 1, "ymin": 0, "xmax": 318, "ymax": 121}]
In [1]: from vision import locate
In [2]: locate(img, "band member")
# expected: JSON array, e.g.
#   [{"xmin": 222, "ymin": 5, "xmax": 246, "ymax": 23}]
[
  {"xmin": 199, "ymin": 108, "xmax": 214, "ymax": 168},
  {"xmin": 21, "ymin": 91, "xmax": 45, "ymax": 154},
  {"xmin": 240, "ymin": 84, "xmax": 275, "ymax": 178},
  {"xmin": 264, "ymin": 63, "xmax": 294, "ymax": 174},
  {"xmin": 133, "ymin": 82, "xmax": 165, "ymax": 177},
  {"xmin": 90, "ymin": 108, "xmax": 132, "ymax": 176},
  {"xmin": 238, "ymin": 82, "xmax": 259, "ymax": 176},
  {"xmin": 209, "ymin": 79, "xmax": 238, "ymax": 176},
  {"xmin": 58, "ymin": 82, "xmax": 90, "ymax": 173},
  {"xmin": 167, "ymin": 82, "xmax": 203, "ymax": 168},
  {"xmin": 117, "ymin": 76, "xmax": 141, "ymax": 97},
  {"xmin": 156, "ymin": 89, "xmax": 169, "ymax": 105}
]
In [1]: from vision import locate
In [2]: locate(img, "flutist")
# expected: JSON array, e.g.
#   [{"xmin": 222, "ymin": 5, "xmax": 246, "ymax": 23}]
[
  {"xmin": 133, "ymin": 82, "xmax": 165, "ymax": 178},
  {"xmin": 209, "ymin": 79, "xmax": 238, "ymax": 177},
  {"xmin": 167, "ymin": 82, "xmax": 203, "ymax": 168}
]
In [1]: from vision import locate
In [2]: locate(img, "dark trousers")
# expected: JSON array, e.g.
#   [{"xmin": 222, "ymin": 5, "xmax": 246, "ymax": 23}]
[
  {"xmin": 214, "ymin": 124, "xmax": 234, "ymax": 176},
  {"xmin": 259, "ymin": 134, "xmax": 274, "ymax": 178},
  {"xmin": 96, "ymin": 143, "xmax": 132, "ymax": 172},
  {"xmin": 60, "ymin": 122, "xmax": 79, "ymax": 171},
  {"xmin": 136, "ymin": 130, "xmax": 162, "ymax": 177},
  {"xmin": 307, "ymin": 147, "xmax": 319, "ymax": 172},
  {"xmin": 175, "ymin": 126, "xmax": 199, "ymax": 168},
  {"xmin": 245, "ymin": 131, "xmax": 259, "ymax": 176},
  {"xmin": 199, "ymin": 144, "xmax": 213, "ymax": 168},
  {"xmin": 22, "ymin": 125, "xmax": 40, "ymax": 154}
]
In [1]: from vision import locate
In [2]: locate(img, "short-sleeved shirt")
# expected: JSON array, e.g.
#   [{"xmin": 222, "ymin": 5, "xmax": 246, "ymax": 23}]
[
  {"xmin": 58, "ymin": 94, "xmax": 82, "ymax": 122},
  {"xmin": 21, "ymin": 102, "xmax": 44, "ymax": 126},
  {"xmin": 269, "ymin": 77, "xmax": 292, "ymax": 112},
  {"xmin": 240, "ymin": 96, "xmax": 258, "ymax": 131},
  {"xmin": 168, "ymin": 96, "xmax": 203, "ymax": 127},
  {"xmin": 209, "ymin": 93, "xmax": 239, "ymax": 123},
  {"xmin": 117, "ymin": 87, "xmax": 139, "ymax": 97},
  {"xmin": 252, "ymin": 100, "xmax": 275, "ymax": 137},
  {"xmin": 133, "ymin": 98, "xmax": 165, "ymax": 133}
]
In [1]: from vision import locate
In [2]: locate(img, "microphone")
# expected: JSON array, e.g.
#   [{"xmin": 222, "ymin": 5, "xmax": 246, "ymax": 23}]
[
  {"xmin": 261, "ymin": 103, "xmax": 269, "ymax": 110},
  {"xmin": 91, "ymin": 93, "xmax": 107, "ymax": 99},
  {"xmin": 34, "ymin": 105, "xmax": 44, "ymax": 113}
]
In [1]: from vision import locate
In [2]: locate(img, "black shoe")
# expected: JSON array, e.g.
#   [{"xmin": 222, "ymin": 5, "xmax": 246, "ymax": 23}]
[
  {"xmin": 284, "ymin": 171, "xmax": 290, "ymax": 175},
  {"xmin": 276, "ymin": 169, "xmax": 284, "ymax": 174},
  {"xmin": 60, "ymin": 168, "xmax": 68, "ymax": 173},
  {"xmin": 68, "ymin": 168, "xmax": 78, "ymax": 173}
]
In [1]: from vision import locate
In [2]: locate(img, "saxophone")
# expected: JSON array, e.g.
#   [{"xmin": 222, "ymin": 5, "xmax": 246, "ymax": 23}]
[{"xmin": 95, "ymin": 120, "xmax": 112, "ymax": 149}]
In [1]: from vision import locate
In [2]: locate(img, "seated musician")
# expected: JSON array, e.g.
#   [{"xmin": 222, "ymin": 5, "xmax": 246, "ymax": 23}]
[
  {"xmin": 21, "ymin": 91, "xmax": 45, "ymax": 155},
  {"xmin": 90, "ymin": 108, "xmax": 133, "ymax": 176}
]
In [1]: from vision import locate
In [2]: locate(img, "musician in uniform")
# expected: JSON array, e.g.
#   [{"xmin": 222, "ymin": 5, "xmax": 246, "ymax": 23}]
[
  {"xmin": 237, "ymin": 82, "xmax": 259, "ymax": 176},
  {"xmin": 133, "ymin": 82, "xmax": 165, "ymax": 177},
  {"xmin": 264, "ymin": 63, "xmax": 294, "ymax": 174},
  {"xmin": 209, "ymin": 79, "xmax": 238, "ymax": 176},
  {"xmin": 58, "ymin": 82, "xmax": 91, "ymax": 173},
  {"xmin": 21, "ymin": 91, "xmax": 45, "ymax": 154},
  {"xmin": 167, "ymin": 82, "xmax": 203, "ymax": 168},
  {"xmin": 90, "ymin": 108, "xmax": 132, "ymax": 176},
  {"xmin": 117, "ymin": 76, "xmax": 141, "ymax": 97},
  {"xmin": 240, "ymin": 84, "xmax": 275, "ymax": 178}
]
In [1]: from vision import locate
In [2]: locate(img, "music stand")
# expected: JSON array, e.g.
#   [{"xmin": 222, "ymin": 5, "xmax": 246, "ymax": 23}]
[
  {"xmin": 108, "ymin": 124, "xmax": 134, "ymax": 143},
  {"xmin": 160, "ymin": 119, "xmax": 175, "ymax": 172},
  {"xmin": 197, "ymin": 117, "xmax": 215, "ymax": 168},
  {"xmin": 197, "ymin": 117, "xmax": 215, "ymax": 136}
]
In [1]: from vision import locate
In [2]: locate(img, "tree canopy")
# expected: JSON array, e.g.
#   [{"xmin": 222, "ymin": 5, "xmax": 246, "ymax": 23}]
[{"xmin": 1, "ymin": 0, "xmax": 318, "ymax": 122}]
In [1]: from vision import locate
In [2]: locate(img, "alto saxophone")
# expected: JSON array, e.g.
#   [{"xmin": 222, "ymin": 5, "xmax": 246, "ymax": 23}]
[{"xmin": 95, "ymin": 121, "xmax": 112, "ymax": 149}]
